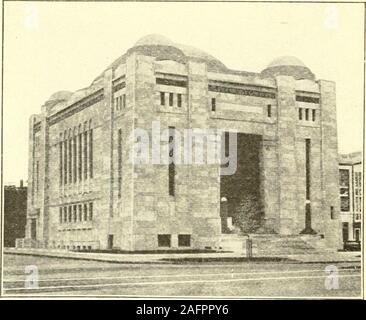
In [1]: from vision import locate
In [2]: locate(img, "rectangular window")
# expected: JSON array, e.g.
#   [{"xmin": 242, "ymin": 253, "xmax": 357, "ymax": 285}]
[
  {"xmin": 160, "ymin": 92, "xmax": 165, "ymax": 106},
  {"xmin": 78, "ymin": 204, "xmax": 82, "ymax": 221},
  {"xmin": 169, "ymin": 93, "xmax": 174, "ymax": 107},
  {"xmin": 64, "ymin": 138, "xmax": 68, "ymax": 184},
  {"xmin": 177, "ymin": 94, "xmax": 182, "ymax": 107},
  {"xmin": 89, "ymin": 129, "xmax": 93, "ymax": 179},
  {"xmin": 59, "ymin": 207, "xmax": 63, "ymax": 223},
  {"xmin": 299, "ymin": 108, "xmax": 302, "ymax": 120},
  {"xmin": 340, "ymin": 196, "xmax": 350, "ymax": 212},
  {"xmin": 73, "ymin": 205, "xmax": 77, "ymax": 222},
  {"xmin": 59, "ymin": 141, "xmax": 63, "ymax": 186},
  {"xmin": 118, "ymin": 129, "xmax": 122, "ymax": 199},
  {"xmin": 158, "ymin": 234, "xmax": 171, "ymax": 247},
  {"xmin": 305, "ymin": 139, "xmax": 311, "ymax": 200},
  {"xmin": 168, "ymin": 126, "xmax": 175, "ymax": 196},
  {"xmin": 78, "ymin": 133, "xmax": 82, "ymax": 181},
  {"xmin": 89, "ymin": 202, "xmax": 93, "ymax": 221},
  {"xmin": 312, "ymin": 109, "xmax": 316, "ymax": 121},
  {"xmin": 68, "ymin": 138, "xmax": 72, "ymax": 183},
  {"xmin": 305, "ymin": 108, "xmax": 309, "ymax": 121},
  {"xmin": 84, "ymin": 203, "xmax": 88, "ymax": 221},
  {"xmin": 122, "ymin": 94, "xmax": 126, "ymax": 108},
  {"xmin": 84, "ymin": 131, "xmax": 88, "ymax": 179},
  {"xmin": 35, "ymin": 161, "xmax": 39, "ymax": 195},
  {"xmin": 330, "ymin": 206, "xmax": 335, "ymax": 220},
  {"xmin": 63, "ymin": 207, "xmax": 67, "ymax": 223},
  {"xmin": 68, "ymin": 206, "xmax": 72, "ymax": 222},
  {"xmin": 178, "ymin": 235, "xmax": 191, "ymax": 247},
  {"xmin": 267, "ymin": 104, "xmax": 271, "ymax": 117},
  {"xmin": 211, "ymin": 98, "xmax": 216, "ymax": 112},
  {"xmin": 339, "ymin": 169, "xmax": 350, "ymax": 212},
  {"xmin": 73, "ymin": 136, "xmax": 77, "ymax": 183}
]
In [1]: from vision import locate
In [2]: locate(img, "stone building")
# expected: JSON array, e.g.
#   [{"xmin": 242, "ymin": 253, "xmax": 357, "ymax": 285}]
[
  {"xmin": 339, "ymin": 152, "xmax": 362, "ymax": 243},
  {"xmin": 23, "ymin": 34, "xmax": 342, "ymax": 251}
]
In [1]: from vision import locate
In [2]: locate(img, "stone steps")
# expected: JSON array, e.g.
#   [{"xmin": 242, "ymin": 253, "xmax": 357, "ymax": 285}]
[{"xmin": 218, "ymin": 233, "xmax": 332, "ymax": 256}]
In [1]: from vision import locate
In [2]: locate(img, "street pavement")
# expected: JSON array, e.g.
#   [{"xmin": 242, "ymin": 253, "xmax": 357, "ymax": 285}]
[{"xmin": 2, "ymin": 253, "xmax": 362, "ymax": 298}]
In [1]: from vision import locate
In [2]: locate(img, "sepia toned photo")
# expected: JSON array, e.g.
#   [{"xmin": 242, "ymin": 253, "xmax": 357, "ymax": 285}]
[{"xmin": 0, "ymin": 1, "xmax": 364, "ymax": 300}]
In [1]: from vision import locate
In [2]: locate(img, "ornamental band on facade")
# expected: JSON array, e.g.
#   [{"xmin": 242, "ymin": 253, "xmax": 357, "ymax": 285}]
[{"xmin": 20, "ymin": 34, "xmax": 342, "ymax": 252}]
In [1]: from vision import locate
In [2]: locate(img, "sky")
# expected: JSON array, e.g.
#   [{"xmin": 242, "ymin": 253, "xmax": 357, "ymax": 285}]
[{"xmin": 3, "ymin": 2, "xmax": 364, "ymax": 185}]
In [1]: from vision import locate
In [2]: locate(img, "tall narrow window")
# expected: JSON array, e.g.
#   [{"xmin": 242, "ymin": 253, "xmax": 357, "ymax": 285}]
[
  {"xmin": 89, "ymin": 202, "xmax": 93, "ymax": 221},
  {"xmin": 211, "ymin": 98, "xmax": 216, "ymax": 112},
  {"xmin": 84, "ymin": 130, "xmax": 88, "ymax": 179},
  {"xmin": 267, "ymin": 104, "xmax": 272, "ymax": 117},
  {"xmin": 59, "ymin": 207, "xmax": 63, "ymax": 223},
  {"xmin": 63, "ymin": 207, "xmax": 67, "ymax": 223},
  {"xmin": 305, "ymin": 139, "xmax": 311, "ymax": 200},
  {"xmin": 118, "ymin": 129, "xmax": 122, "ymax": 199},
  {"xmin": 78, "ymin": 204, "xmax": 82, "ymax": 221},
  {"xmin": 73, "ymin": 205, "xmax": 77, "ymax": 222},
  {"xmin": 73, "ymin": 135, "xmax": 77, "ymax": 183},
  {"xmin": 299, "ymin": 108, "xmax": 303, "ymax": 120},
  {"xmin": 177, "ymin": 94, "xmax": 182, "ymax": 108},
  {"xmin": 122, "ymin": 94, "xmax": 126, "ymax": 108},
  {"xmin": 168, "ymin": 126, "xmax": 175, "ymax": 196},
  {"xmin": 59, "ymin": 140, "xmax": 63, "ymax": 186},
  {"xmin": 35, "ymin": 161, "xmax": 39, "ymax": 195},
  {"xmin": 64, "ymin": 138, "xmax": 68, "ymax": 184},
  {"xmin": 68, "ymin": 206, "xmax": 72, "ymax": 222},
  {"xmin": 160, "ymin": 92, "xmax": 165, "ymax": 106},
  {"xmin": 84, "ymin": 203, "xmax": 88, "ymax": 221},
  {"xmin": 169, "ymin": 93, "xmax": 174, "ymax": 107},
  {"xmin": 68, "ymin": 138, "xmax": 72, "ymax": 183},
  {"xmin": 89, "ymin": 128, "xmax": 93, "ymax": 179},
  {"xmin": 305, "ymin": 108, "xmax": 309, "ymax": 121},
  {"xmin": 312, "ymin": 109, "xmax": 316, "ymax": 121},
  {"xmin": 78, "ymin": 132, "xmax": 82, "ymax": 181}
]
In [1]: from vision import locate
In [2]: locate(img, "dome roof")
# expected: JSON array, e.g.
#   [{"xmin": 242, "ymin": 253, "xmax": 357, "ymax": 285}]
[
  {"xmin": 261, "ymin": 56, "xmax": 315, "ymax": 81},
  {"xmin": 134, "ymin": 34, "xmax": 224, "ymax": 63},
  {"xmin": 135, "ymin": 34, "xmax": 174, "ymax": 47},
  {"xmin": 101, "ymin": 34, "xmax": 228, "ymax": 75},
  {"xmin": 47, "ymin": 91, "xmax": 73, "ymax": 102},
  {"xmin": 267, "ymin": 56, "xmax": 306, "ymax": 68}
]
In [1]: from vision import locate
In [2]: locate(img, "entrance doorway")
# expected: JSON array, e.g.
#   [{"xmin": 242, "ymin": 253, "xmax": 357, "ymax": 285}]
[{"xmin": 220, "ymin": 132, "xmax": 262, "ymax": 234}]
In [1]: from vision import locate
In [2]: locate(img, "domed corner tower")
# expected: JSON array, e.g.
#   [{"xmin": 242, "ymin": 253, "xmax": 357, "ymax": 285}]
[{"xmin": 261, "ymin": 56, "xmax": 316, "ymax": 81}]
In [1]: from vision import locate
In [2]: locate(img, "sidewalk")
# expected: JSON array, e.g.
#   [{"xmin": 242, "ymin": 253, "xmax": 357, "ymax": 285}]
[{"xmin": 4, "ymin": 247, "xmax": 361, "ymax": 265}]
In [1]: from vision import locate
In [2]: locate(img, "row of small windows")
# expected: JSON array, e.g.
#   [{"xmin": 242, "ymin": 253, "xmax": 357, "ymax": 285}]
[
  {"xmin": 59, "ymin": 202, "xmax": 94, "ymax": 223},
  {"xmin": 299, "ymin": 108, "xmax": 316, "ymax": 121},
  {"xmin": 160, "ymin": 92, "xmax": 183, "ymax": 108},
  {"xmin": 158, "ymin": 234, "xmax": 191, "ymax": 247},
  {"xmin": 114, "ymin": 94, "xmax": 126, "ymax": 111},
  {"xmin": 59, "ymin": 122, "xmax": 93, "ymax": 186},
  {"xmin": 55, "ymin": 245, "xmax": 93, "ymax": 251}
]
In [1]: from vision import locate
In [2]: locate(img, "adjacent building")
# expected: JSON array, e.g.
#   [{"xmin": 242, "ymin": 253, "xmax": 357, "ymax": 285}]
[
  {"xmin": 22, "ymin": 34, "xmax": 342, "ymax": 251},
  {"xmin": 339, "ymin": 152, "xmax": 362, "ymax": 242},
  {"xmin": 4, "ymin": 181, "xmax": 27, "ymax": 247}
]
